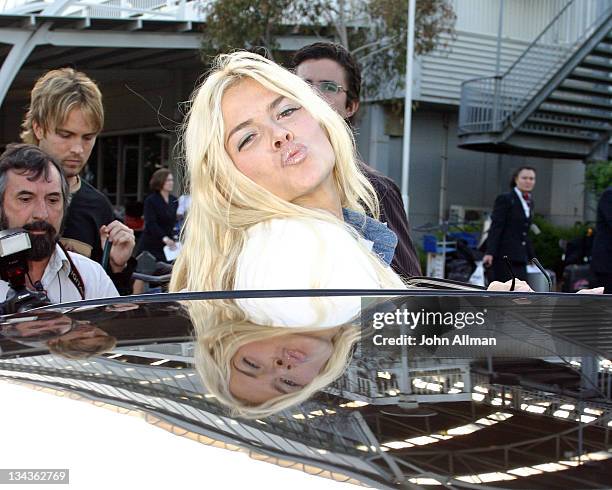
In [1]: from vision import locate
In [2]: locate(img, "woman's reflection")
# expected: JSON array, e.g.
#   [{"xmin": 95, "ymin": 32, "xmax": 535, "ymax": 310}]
[{"xmin": 188, "ymin": 302, "xmax": 359, "ymax": 419}]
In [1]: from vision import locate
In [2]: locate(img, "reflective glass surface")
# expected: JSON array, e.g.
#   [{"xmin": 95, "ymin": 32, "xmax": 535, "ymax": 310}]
[{"xmin": 1, "ymin": 290, "xmax": 611, "ymax": 489}]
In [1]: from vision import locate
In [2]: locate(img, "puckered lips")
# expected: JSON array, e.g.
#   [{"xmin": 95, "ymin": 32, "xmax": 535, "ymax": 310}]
[
  {"xmin": 284, "ymin": 348, "xmax": 307, "ymax": 363},
  {"xmin": 281, "ymin": 143, "xmax": 307, "ymax": 167}
]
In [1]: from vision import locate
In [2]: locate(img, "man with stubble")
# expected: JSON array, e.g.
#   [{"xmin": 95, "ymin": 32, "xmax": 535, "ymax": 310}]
[{"xmin": 20, "ymin": 68, "xmax": 136, "ymax": 295}]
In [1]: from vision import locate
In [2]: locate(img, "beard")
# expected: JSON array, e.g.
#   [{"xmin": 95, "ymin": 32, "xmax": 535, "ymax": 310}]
[
  {"xmin": 1, "ymin": 212, "xmax": 58, "ymax": 261},
  {"xmin": 24, "ymin": 221, "xmax": 58, "ymax": 260}
]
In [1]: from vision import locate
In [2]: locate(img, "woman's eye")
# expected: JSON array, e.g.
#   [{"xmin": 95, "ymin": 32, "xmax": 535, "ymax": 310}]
[
  {"xmin": 238, "ymin": 134, "xmax": 255, "ymax": 151},
  {"xmin": 281, "ymin": 378, "xmax": 300, "ymax": 388},
  {"xmin": 243, "ymin": 358, "xmax": 259, "ymax": 369},
  {"xmin": 278, "ymin": 107, "xmax": 299, "ymax": 118}
]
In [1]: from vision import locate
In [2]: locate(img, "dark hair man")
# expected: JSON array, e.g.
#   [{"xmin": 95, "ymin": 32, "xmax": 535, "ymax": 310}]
[
  {"xmin": 21, "ymin": 68, "xmax": 135, "ymax": 294},
  {"xmin": 0, "ymin": 144, "xmax": 118, "ymax": 303},
  {"xmin": 292, "ymin": 42, "xmax": 421, "ymax": 278}
]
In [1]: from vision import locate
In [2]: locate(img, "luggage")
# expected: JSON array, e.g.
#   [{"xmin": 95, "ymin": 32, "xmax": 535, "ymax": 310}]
[{"xmin": 562, "ymin": 264, "xmax": 592, "ymax": 292}]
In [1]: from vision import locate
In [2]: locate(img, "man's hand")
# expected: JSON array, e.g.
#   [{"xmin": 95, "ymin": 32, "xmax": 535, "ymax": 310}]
[
  {"xmin": 162, "ymin": 236, "xmax": 177, "ymax": 251},
  {"xmin": 100, "ymin": 221, "xmax": 136, "ymax": 273},
  {"xmin": 482, "ymin": 254, "xmax": 494, "ymax": 267}
]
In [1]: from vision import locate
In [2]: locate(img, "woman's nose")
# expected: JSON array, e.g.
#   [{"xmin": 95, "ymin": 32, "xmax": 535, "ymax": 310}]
[
  {"xmin": 274, "ymin": 358, "xmax": 292, "ymax": 370},
  {"xmin": 272, "ymin": 126, "xmax": 293, "ymax": 149}
]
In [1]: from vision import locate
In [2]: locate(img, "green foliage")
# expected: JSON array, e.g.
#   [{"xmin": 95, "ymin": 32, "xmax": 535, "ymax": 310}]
[
  {"xmin": 199, "ymin": 0, "xmax": 456, "ymax": 91},
  {"xmin": 200, "ymin": 0, "xmax": 295, "ymax": 62},
  {"xmin": 585, "ymin": 161, "xmax": 612, "ymax": 200},
  {"xmin": 530, "ymin": 215, "xmax": 591, "ymax": 271},
  {"xmin": 361, "ymin": 0, "xmax": 456, "ymax": 97}
]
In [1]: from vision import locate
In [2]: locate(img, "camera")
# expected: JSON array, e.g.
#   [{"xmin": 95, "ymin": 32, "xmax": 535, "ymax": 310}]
[{"xmin": 0, "ymin": 228, "xmax": 50, "ymax": 315}]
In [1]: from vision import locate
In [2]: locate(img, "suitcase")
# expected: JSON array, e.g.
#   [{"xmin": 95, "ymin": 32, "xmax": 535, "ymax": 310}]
[{"xmin": 562, "ymin": 264, "xmax": 592, "ymax": 292}]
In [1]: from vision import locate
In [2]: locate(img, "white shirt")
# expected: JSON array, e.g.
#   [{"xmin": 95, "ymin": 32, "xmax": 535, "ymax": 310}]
[
  {"xmin": 177, "ymin": 195, "xmax": 191, "ymax": 216},
  {"xmin": 514, "ymin": 187, "xmax": 531, "ymax": 218},
  {"xmin": 0, "ymin": 244, "xmax": 119, "ymax": 305},
  {"xmin": 234, "ymin": 217, "xmax": 387, "ymax": 328}
]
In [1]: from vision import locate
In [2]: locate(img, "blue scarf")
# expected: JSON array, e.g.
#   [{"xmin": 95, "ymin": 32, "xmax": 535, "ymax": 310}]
[{"xmin": 342, "ymin": 208, "xmax": 397, "ymax": 266}]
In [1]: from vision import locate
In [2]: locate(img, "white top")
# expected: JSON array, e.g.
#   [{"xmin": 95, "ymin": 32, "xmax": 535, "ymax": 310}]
[
  {"xmin": 177, "ymin": 194, "xmax": 192, "ymax": 216},
  {"xmin": 0, "ymin": 244, "xmax": 119, "ymax": 304},
  {"xmin": 513, "ymin": 187, "xmax": 531, "ymax": 218},
  {"xmin": 234, "ymin": 218, "xmax": 386, "ymax": 328}
]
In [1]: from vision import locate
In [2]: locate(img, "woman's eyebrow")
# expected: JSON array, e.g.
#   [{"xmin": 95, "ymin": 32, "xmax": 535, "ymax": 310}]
[
  {"xmin": 268, "ymin": 95, "xmax": 285, "ymax": 112},
  {"xmin": 227, "ymin": 119, "xmax": 253, "ymax": 144}
]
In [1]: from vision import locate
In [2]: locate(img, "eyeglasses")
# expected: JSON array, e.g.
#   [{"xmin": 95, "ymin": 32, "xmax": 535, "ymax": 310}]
[{"xmin": 307, "ymin": 80, "xmax": 347, "ymax": 95}]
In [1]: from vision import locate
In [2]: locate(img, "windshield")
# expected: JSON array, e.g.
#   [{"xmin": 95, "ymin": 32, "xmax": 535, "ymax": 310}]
[{"xmin": 1, "ymin": 290, "xmax": 611, "ymax": 489}]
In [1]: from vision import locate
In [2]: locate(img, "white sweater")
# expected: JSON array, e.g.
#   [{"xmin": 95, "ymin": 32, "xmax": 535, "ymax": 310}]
[{"xmin": 234, "ymin": 217, "xmax": 389, "ymax": 328}]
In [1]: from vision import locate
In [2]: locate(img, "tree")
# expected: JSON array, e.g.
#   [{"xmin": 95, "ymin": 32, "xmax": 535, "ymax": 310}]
[
  {"xmin": 200, "ymin": 0, "xmax": 296, "ymax": 62},
  {"xmin": 200, "ymin": 0, "xmax": 456, "ymax": 96},
  {"xmin": 585, "ymin": 161, "xmax": 612, "ymax": 200},
  {"xmin": 361, "ymin": 0, "xmax": 456, "ymax": 96}
]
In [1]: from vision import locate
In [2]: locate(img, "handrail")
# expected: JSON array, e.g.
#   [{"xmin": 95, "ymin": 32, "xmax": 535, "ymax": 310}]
[
  {"xmin": 0, "ymin": 0, "xmax": 199, "ymax": 21},
  {"xmin": 459, "ymin": 0, "xmax": 612, "ymax": 136},
  {"xmin": 501, "ymin": 0, "xmax": 575, "ymax": 77}
]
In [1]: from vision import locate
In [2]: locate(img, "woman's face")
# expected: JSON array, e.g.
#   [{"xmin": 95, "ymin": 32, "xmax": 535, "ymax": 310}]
[
  {"xmin": 229, "ymin": 332, "xmax": 334, "ymax": 404},
  {"xmin": 162, "ymin": 174, "xmax": 174, "ymax": 193},
  {"xmin": 515, "ymin": 169, "xmax": 536, "ymax": 193},
  {"xmin": 222, "ymin": 78, "xmax": 337, "ymax": 210}
]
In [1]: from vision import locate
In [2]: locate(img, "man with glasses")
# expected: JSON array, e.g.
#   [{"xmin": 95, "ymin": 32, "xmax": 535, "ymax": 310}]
[{"xmin": 292, "ymin": 42, "xmax": 421, "ymax": 278}]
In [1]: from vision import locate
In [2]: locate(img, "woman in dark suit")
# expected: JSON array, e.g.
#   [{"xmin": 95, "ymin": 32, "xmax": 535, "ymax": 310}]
[
  {"xmin": 138, "ymin": 168, "xmax": 178, "ymax": 262},
  {"xmin": 483, "ymin": 166, "xmax": 536, "ymax": 282}
]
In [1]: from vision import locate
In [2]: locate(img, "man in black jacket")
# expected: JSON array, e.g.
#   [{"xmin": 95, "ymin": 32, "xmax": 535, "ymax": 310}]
[
  {"xmin": 292, "ymin": 42, "xmax": 421, "ymax": 278},
  {"xmin": 591, "ymin": 186, "xmax": 612, "ymax": 293},
  {"xmin": 483, "ymin": 167, "xmax": 536, "ymax": 282},
  {"xmin": 20, "ymin": 68, "xmax": 136, "ymax": 295}
]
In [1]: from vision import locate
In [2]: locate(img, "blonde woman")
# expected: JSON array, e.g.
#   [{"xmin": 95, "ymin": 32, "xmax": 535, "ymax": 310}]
[
  {"xmin": 168, "ymin": 50, "xmax": 411, "ymax": 417},
  {"xmin": 169, "ymin": 51, "xmax": 536, "ymax": 418}
]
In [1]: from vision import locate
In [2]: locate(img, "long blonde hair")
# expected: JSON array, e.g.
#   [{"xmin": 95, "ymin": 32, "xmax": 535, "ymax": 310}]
[
  {"xmin": 172, "ymin": 52, "xmax": 406, "ymax": 416},
  {"xmin": 170, "ymin": 51, "xmax": 403, "ymax": 296}
]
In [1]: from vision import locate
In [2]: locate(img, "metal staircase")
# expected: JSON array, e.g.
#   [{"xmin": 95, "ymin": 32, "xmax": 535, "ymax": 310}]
[{"xmin": 458, "ymin": 0, "xmax": 612, "ymax": 159}]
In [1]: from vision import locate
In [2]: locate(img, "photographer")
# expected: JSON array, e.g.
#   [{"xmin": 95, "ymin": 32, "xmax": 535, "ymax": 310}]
[{"xmin": 0, "ymin": 144, "xmax": 117, "ymax": 303}]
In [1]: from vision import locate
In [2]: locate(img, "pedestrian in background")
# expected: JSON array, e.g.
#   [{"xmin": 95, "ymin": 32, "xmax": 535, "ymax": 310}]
[
  {"xmin": 137, "ymin": 168, "xmax": 178, "ymax": 263},
  {"xmin": 483, "ymin": 166, "xmax": 536, "ymax": 282}
]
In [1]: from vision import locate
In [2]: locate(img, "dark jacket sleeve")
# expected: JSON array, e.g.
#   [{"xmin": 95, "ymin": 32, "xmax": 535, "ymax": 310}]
[
  {"xmin": 600, "ymin": 188, "xmax": 612, "ymax": 227},
  {"xmin": 592, "ymin": 187, "xmax": 612, "ymax": 274},
  {"xmin": 143, "ymin": 194, "xmax": 167, "ymax": 240},
  {"xmin": 107, "ymin": 256, "xmax": 137, "ymax": 296},
  {"xmin": 362, "ymin": 165, "xmax": 421, "ymax": 278},
  {"xmin": 486, "ymin": 193, "xmax": 512, "ymax": 257}
]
